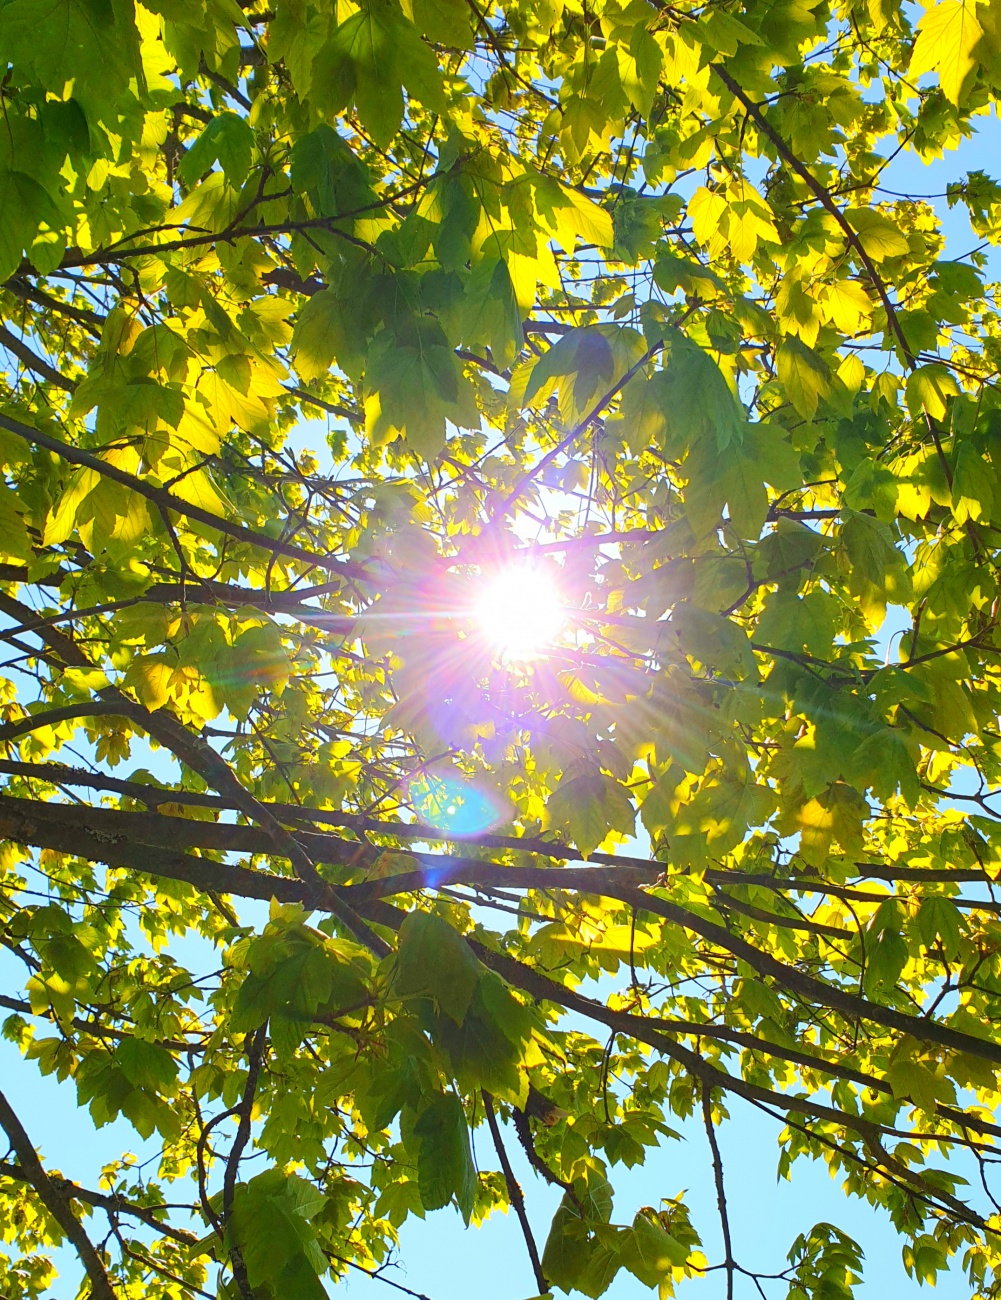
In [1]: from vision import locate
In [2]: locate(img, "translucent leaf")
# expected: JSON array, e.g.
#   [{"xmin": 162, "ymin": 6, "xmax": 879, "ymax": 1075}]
[
  {"xmin": 0, "ymin": 168, "xmax": 61, "ymax": 280},
  {"xmin": 910, "ymin": 0, "xmax": 982, "ymax": 104},
  {"xmin": 545, "ymin": 771, "xmax": 635, "ymax": 856},
  {"xmin": 620, "ymin": 1212, "xmax": 689, "ymax": 1287},
  {"xmin": 413, "ymin": 1092, "xmax": 476, "ymax": 1221},
  {"xmin": 905, "ymin": 364, "xmax": 960, "ymax": 420},
  {"xmin": 395, "ymin": 911, "xmax": 482, "ymax": 1024},
  {"xmin": 776, "ymin": 337, "xmax": 830, "ymax": 420},
  {"xmin": 177, "ymin": 112, "xmax": 254, "ymax": 187},
  {"xmin": 0, "ymin": 482, "xmax": 32, "ymax": 560},
  {"xmin": 845, "ymin": 208, "xmax": 910, "ymax": 261}
]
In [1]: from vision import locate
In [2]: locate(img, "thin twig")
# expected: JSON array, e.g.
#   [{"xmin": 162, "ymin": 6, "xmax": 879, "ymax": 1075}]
[
  {"xmin": 702, "ymin": 1087, "xmax": 735, "ymax": 1300},
  {"xmin": 482, "ymin": 1093, "xmax": 547, "ymax": 1295}
]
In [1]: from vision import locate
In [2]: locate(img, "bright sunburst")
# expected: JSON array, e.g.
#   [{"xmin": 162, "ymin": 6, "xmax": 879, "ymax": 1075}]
[{"xmin": 475, "ymin": 565, "xmax": 565, "ymax": 660}]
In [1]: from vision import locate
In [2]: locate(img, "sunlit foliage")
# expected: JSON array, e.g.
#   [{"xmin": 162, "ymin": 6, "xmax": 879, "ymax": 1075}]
[{"xmin": 2, "ymin": 0, "xmax": 1001, "ymax": 1296}]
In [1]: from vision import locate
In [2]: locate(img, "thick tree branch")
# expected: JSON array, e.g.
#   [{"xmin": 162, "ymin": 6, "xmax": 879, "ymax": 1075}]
[
  {"xmin": 0, "ymin": 701, "xmax": 127, "ymax": 741},
  {"xmin": 0, "ymin": 412, "xmax": 370, "ymax": 582},
  {"xmin": 222, "ymin": 1024, "xmax": 268, "ymax": 1300},
  {"xmin": 447, "ymin": 930, "xmax": 992, "ymax": 1225},
  {"xmin": 511, "ymin": 1106, "xmax": 577, "ymax": 1202},
  {"xmin": 0, "ymin": 325, "xmax": 77, "ymax": 391},
  {"xmin": 0, "ymin": 1088, "xmax": 118, "ymax": 1299},
  {"xmin": 0, "ymin": 787, "xmax": 995, "ymax": 1062},
  {"xmin": 0, "ymin": 593, "xmax": 389, "ymax": 957},
  {"xmin": 3, "ymin": 759, "xmax": 986, "ymax": 890},
  {"xmin": 3, "ymin": 280, "xmax": 105, "ymax": 334},
  {"xmin": 1, "ymin": 796, "xmax": 998, "ymax": 1174}
]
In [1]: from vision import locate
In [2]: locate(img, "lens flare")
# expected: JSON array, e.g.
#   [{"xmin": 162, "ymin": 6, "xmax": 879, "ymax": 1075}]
[
  {"xmin": 475, "ymin": 565, "xmax": 565, "ymax": 660},
  {"xmin": 410, "ymin": 774, "xmax": 502, "ymax": 836}
]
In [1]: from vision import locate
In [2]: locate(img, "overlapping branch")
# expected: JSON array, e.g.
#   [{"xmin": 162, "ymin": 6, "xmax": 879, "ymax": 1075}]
[
  {"xmin": 0, "ymin": 1090, "xmax": 118, "ymax": 1299},
  {"xmin": 0, "ymin": 791, "xmax": 998, "ymax": 1178}
]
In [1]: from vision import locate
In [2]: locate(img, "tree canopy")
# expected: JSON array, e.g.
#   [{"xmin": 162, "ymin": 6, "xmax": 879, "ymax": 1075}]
[{"xmin": 3, "ymin": 0, "xmax": 1001, "ymax": 1296}]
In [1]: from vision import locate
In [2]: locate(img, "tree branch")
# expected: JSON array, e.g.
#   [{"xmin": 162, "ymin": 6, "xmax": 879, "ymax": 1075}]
[
  {"xmin": 0, "ymin": 785, "xmax": 996, "ymax": 1064},
  {"xmin": 482, "ymin": 1092, "xmax": 547, "ymax": 1295},
  {"xmin": 702, "ymin": 1088, "xmax": 735, "ymax": 1300},
  {"xmin": 0, "ymin": 1161, "xmax": 198, "ymax": 1246},
  {"xmin": 222, "ymin": 1024, "xmax": 268, "ymax": 1300},
  {"xmin": 0, "ymin": 412, "xmax": 369, "ymax": 582},
  {"xmin": 710, "ymin": 64, "xmax": 916, "ymax": 367},
  {"xmin": 493, "ymin": 340, "xmax": 665, "ymax": 524},
  {"xmin": 0, "ymin": 324, "xmax": 77, "ymax": 391},
  {"xmin": 0, "ymin": 1088, "xmax": 118, "ymax": 1299},
  {"xmin": 0, "ymin": 593, "xmax": 390, "ymax": 958},
  {"xmin": 1, "ymin": 795, "xmax": 997, "ymax": 1182},
  {"xmin": 3, "ymin": 279, "xmax": 105, "ymax": 334},
  {"xmin": 0, "ymin": 701, "xmax": 126, "ymax": 742}
]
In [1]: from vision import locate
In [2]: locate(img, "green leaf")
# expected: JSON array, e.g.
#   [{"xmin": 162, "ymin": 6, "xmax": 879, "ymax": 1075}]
[
  {"xmin": 863, "ymin": 900, "xmax": 908, "ymax": 995},
  {"xmin": 365, "ymin": 315, "xmax": 462, "ymax": 457},
  {"xmin": 845, "ymin": 208, "xmax": 910, "ymax": 261},
  {"xmin": 289, "ymin": 125, "xmax": 377, "ymax": 217},
  {"xmin": 757, "ymin": 588, "xmax": 838, "ymax": 658},
  {"xmin": 670, "ymin": 605, "xmax": 755, "ymax": 679},
  {"xmin": 424, "ymin": 173, "xmax": 480, "ymax": 271},
  {"xmin": 425, "ymin": 970, "xmax": 533, "ymax": 1102},
  {"xmin": 229, "ymin": 1171, "xmax": 328, "ymax": 1299},
  {"xmin": 0, "ymin": 0, "xmax": 143, "ymax": 113},
  {"xmin": 231, "ymin": 925, "xmax": 366, "ymax": 1059},
  {"xmin": 545, "ymin": 771, "xmax": 636, "ymax": 856},
  {"xmin": 905, "ymin": 364, "xmax": 960, "ymax": 420},
  {"xmin": 542, "ymin": 1201, "xmax": 592, "ymax": 1291},
  {"xmin": 659, "ymin": 331, "xmax": 746, "ymax": 452},
  {"xmin": 462, "ymin": 257, "xmax": 524, "ymax": 366},
  {"xmin": 177, "ymin": 113, "xmax": 254, "ymax": 187},
  {"xmin": 619, "ymin": 1212, "xmax": 689, "ymax": 1286},
  {"xmin": 720, "ymin": 453, "xmax": 768, "ymax": 537},
  {"xmin": 312, "ymin": 5, "xmax": 441, "ymax": 146},
  {"xmin": 841, "ymin": 511, "xmax": 900, "ymax": 587},
  {"xmin": 412, "ymin": 1092, "xmax": 476, "ymax": 1221},
  {"xmin": 910, "ymin": 0, "xmax": 982, "ymax": 104},
  {"xmin": 776, "ymin": 337, "xmax": 830, "ymax": 420},
  {"xmin": 291, "ymin": 290, "xmax": 349, "ymax": 383},
  {"xmin": 355, "ymin": 1019, "xmax": 432, "ymax": 1133},
  {"xmin": 886, "ymin": 1055, "xmax": 944, "ymax": 1114},
  {"xmin": 0, "ymin": 169, "xmax": 60, "ymax": 280},
  {"xmin": 524, "ymin": 326, "xmax": 614, "ymax": 413},
  {"xmin": 0, "ymin": 482, "xmax": 32, "ymax": 560},
  {"xmin": 849, "ymin": 728, "xmax": 920, "ymax": 807},
  {"xmin": 915, "ymin": 895, "xmax": 963, "ymax": 960},
  {"xmin": 411, "ymin": 0, "xmax": 474, "ymax": 47},
  {"xmin": 115, "ymin": 1039, "xmax": 178, "ymax": 1092},
  {"xmin": 757, "ymin": 518, "xmax": 826, "ymax": 579},
  {"xmin": 395, "ymin": 911, "xmax": 482, "ymax": 1023},
  {"xmin": 532, "ymin": 172, "xmax": 614, "ymax": 250},
  {"xmin": 575, "ymin": 1238, "xmax": 624, "ymax": 1298},
  {"xmin": 313, "ymin": 8, "xmax": 401, "ymax": 144},
  {"xmin": 951, "ymin": 442, "xmax": 995, "ymax": 523},
  {"xmin": 652, "ymin": 251, "xmax": 724, "ymax": 299},
  {"xmin": 683, "ymin": 770, "xmax": 779, "ymax": 855}
]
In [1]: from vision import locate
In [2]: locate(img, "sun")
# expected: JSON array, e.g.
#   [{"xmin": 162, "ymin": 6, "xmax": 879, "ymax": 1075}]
[{"xmin": 475, "ymin": 565, "xmax": 566, "ymax": 660}]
